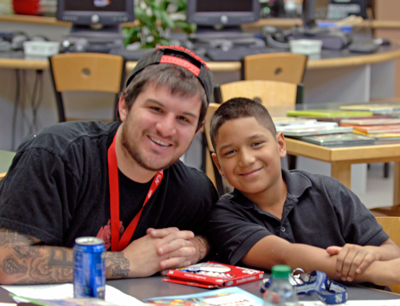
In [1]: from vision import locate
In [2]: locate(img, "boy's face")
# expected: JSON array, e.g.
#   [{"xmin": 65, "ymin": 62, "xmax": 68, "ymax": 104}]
[
  {"xmin": 118, "ymin": 82, "xmax": 202, "ymax": 172},
  {"xmin": 212, "ymin": 117, "xmax": 286, "ymax": 196}
]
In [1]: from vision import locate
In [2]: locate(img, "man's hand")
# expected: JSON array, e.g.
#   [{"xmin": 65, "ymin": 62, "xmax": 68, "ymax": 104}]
[
  {"xmin": 116, "ymin": 227, "xmax": 195, "ymax": 278},
  {"xmin": 326, "ymin": 244, "xmax": 381, "ymax": 282}
]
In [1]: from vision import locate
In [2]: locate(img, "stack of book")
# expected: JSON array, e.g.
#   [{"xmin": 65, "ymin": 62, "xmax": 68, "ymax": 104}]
[
  {"xmin": 275, "ymin": 115, "xmax": 375, "ymax": 147},
  {"xmin": 339, "ymin": 118, "xmax": 400, "ymax": 144},
  {"xmin": 339, "ymin": 103, "xmax": 400, "ymax": 115}
]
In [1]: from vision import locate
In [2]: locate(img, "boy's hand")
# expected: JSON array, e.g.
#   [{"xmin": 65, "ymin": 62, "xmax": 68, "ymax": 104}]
[{"xmin": 326, "ymin": 244, "xmax": 381, "ymax": 282}]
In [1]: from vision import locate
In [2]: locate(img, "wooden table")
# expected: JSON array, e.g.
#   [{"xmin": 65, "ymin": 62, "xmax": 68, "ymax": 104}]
[{"xmin": 285, "ymin": 138, "xmax": 400, "ymax": 206}]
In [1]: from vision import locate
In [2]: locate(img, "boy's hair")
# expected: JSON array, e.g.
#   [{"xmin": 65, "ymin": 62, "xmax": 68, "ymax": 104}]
[
  {"xmin": 124, "ymin": 64, "xmax": 207, "ymax": 131},
  {"xmin": 210, "ymin": 97, "xmax": 277, "ymax": 150}
]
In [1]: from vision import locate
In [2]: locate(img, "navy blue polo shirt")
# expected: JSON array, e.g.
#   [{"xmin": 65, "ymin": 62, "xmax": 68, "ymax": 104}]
[{"xmin": 207, "ymin": 169, "xmax": 389, "ymax": 265}]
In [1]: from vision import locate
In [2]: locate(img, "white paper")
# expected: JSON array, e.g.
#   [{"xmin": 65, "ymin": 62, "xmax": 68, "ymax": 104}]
[{"xmin": 1, "ymin": 283, "xmax": 144, "ymax": 306}]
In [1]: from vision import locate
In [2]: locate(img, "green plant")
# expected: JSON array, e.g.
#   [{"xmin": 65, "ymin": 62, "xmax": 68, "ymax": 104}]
[{"xmin": 124, "ymin": 0, "xmax": 196, "ymax": 49}]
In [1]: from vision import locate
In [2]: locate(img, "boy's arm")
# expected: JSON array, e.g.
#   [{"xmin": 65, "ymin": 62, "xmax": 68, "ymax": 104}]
[
  {"xmin": 240, "ymin": 234, "xmax": 399, "ymax": 285},
  {"xmin": 326, "ymin": 238, "xmax": 400, "ymax": 282}
]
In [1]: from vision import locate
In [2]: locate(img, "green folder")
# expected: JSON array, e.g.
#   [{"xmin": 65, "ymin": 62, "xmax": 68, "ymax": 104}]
[
  {"xmin": 287, "ymin": 109, "xmax": 374, "ymax": 118},
  {"xmin": 0, "ymin": 150, "xmax": 16, "ymax": 174}
]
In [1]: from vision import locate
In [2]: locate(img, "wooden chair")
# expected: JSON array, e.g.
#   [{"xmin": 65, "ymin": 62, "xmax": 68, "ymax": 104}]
[
  {"xmin": 375, "ymin": 216, "xmax": 400, "ymax": 293},
  {"xmin": 48, "ymin": 52, "xmax": 126, "ymax": 122},
  {"xmin": 241, "ymin": 52, "xmax": 307, "ymax": 170},
  {"xmin": 203, "ymin": 103, "xmax": 227, "ymax": 196},
  {"xmin": 241, "ymin": 52, "xmax": 308, "ymax": 84},
  {"xmin": 214, "ymin": 80, "xmax": 304, "ymax": 106},
  {"xmin": 208, "ymin": 80, "xmax": 302, "ymax": 195}
]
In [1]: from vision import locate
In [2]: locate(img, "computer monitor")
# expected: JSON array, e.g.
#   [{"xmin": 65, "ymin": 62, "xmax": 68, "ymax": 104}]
[
  {"xmin": 186, "ymin": 0, "xmax": 260, "ymax": 35},
  {"xmin": 56, "ymin": 0, "xmax": 134, "ymax": 41},
  {"xmin": 302, "ymin": 0, "xmax": 329, "ymax": 32}
]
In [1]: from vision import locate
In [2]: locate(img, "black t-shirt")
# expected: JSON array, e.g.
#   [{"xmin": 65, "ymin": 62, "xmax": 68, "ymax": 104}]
[{"xmin": 0, "ymin": 121, "xmax": 218, "ymax": 249}]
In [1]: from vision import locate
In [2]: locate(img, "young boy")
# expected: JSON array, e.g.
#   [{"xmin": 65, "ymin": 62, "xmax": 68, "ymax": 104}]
[{"xmin": 207, "ymin": 97, "xmax": 400, "ymax": 286}]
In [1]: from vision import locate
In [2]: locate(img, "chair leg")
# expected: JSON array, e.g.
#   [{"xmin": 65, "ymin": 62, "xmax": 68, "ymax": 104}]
[
  {"xmin": 287, "ymin": 154, "xmax": 297, "ymax": 170},
  {"xmin": 384, "ymin": 162, "xmax": 390, "ymax": 178}
]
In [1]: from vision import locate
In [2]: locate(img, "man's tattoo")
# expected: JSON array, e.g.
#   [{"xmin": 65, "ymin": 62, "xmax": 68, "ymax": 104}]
[
  {"xmin": 0, "ymin": 229, "xmax": 73, "ymax": 284},
  {"xmin": 3, "ymin": 255, "xmax": 27, "ymax": 274},
  {"xmin": 13, "ymin": 245, "xmax": 39, "ymax": 259},
  {"xmin": 106, "ymin": 252, "xmax": 130, "ymax": 278},
  {"xmin": 48, "ymin": 249, "xmax": 73, "ymax": 267}
]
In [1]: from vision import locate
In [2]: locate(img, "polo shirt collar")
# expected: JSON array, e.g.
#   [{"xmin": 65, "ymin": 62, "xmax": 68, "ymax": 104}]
[
  {"xmin": 231, "ymin": 169, "xmax": 312, "ymax": 208},
  {"xmin": 282, "ymin": 169, "xmax": 312, "ymax": 200}
]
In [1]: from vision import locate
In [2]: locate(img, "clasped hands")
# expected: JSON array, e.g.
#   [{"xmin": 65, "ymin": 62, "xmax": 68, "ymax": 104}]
[
  {"xmin": 122, "ymin": 227, "xmax": 199, "ymax": 278},
  {"xmin": 326, "ymin": 244, "xmax": 381, "ymax": 282}
]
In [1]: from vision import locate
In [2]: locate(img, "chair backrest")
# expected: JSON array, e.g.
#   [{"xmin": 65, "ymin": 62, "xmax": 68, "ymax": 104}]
[
  {"xmin": 48, "ymin": 52, "xmax": 126, "ymax": 122},
  {"xmin": 203, "ymin": 102, "xmax": 229, "ymax": 196},
  {"xmin": 214, "ymin": 80, "xmax": 303, "ymax": 106},
  {"xmin": 241, "ymin": 52, "xmax": 308, "ymax": 84},
  {"xmin": 375, "ymin": 216, "xmax": 400, "ymax": 293}
]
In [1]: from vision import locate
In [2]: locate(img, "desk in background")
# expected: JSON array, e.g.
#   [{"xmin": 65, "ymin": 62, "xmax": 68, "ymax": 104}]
[
  {"xmin": 1, "ymin": 44, "xmax": 400, "ymax": 153},
  {"xmin": 268, "ymin": 101, "xmax": 400, "ymax": 207},
  {"xmin": 2, "ymin": 13, "xmax": 400, "ymax": 151}
]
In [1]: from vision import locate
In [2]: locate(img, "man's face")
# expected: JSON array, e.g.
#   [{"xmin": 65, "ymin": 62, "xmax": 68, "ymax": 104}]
[{"xmin": 120, "ymin": 83, "xmax": 202, "ymax": 172}]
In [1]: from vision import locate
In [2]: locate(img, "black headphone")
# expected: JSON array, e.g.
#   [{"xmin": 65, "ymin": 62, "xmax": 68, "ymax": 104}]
[{"xmin": 261, "ymin": 26, "xmax": 291, "ymax": 49}]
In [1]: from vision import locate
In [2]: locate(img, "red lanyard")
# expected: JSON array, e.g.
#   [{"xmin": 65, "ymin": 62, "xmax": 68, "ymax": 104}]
[{"xmin": 108, "ymin": 134, "xmax": 164, "ymax": 251}]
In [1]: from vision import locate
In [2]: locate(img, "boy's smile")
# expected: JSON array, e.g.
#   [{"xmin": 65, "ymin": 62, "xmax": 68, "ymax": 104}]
[{"xmin": 212, "ymin": 116, "xmax": 286, "ymax": 200}]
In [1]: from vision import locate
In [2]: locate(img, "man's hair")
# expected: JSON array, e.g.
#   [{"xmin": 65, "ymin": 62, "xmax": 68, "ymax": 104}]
[
  {"xmin": 210, "ymin": 97, "xmax": 277, "ymax": 150},
  {"xmin": 124, "ymin": 63, "xmax": 207, "ymax": 131}
]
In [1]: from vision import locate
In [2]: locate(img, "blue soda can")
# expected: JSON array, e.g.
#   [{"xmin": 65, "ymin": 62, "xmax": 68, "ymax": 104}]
[{"xmin": 73, "ymin": 237, "xmax": 106, "ymax": 299}]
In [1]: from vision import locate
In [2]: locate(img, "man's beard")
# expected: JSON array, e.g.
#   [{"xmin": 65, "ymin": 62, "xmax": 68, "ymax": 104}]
[{"xmin": 120, "ymin": 123, "xmax": 179, "ymax": 172}]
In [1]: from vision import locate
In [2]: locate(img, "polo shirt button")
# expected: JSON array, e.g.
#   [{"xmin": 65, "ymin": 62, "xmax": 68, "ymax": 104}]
[{"xmin": 281, "ymin": 226, "xmax": 286, "ymax": 232}]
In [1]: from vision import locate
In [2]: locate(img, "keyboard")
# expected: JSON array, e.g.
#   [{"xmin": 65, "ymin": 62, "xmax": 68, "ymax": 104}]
[
  {"xmin": 109, "ymin": 48, "xmax": 155, "ymax": 61},
  {"xmin": 206, "ymin": 46, "xmax": 280, "ymax": 61},
  {"xmin": 347, "ymin": 41, "xmax": 380, "ymax": 54}
]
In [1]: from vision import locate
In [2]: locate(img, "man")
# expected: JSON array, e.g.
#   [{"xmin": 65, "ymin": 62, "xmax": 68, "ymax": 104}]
[{"xmin": 0, "ymin": 46, "xmax": 218, "ymax": 284}]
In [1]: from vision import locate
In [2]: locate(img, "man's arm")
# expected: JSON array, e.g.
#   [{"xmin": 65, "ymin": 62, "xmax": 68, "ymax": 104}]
[
  {"xmin": 0, "ymin": 227, "xmax": 198, "ymax": 284},
  {"xmin": 240, "ymin": 235, "xmax": 400, "ymax": 286},
  {"xmin": 0, "ymin": 229, "xmax": 74, "ymax": 284}
]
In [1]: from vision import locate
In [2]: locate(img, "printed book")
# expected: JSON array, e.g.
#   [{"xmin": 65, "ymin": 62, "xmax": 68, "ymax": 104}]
[
  {"xmin": 340, "ymin": 118, "xmax": 400, "ymax": 126},
  {"xmin": 340, "ymin": 124, "xmax": 400, "ymax": 134},
  {"xmin": 144, "ymin": 286, "xmax": 263, "ymax": 306},
  {"xmin": 339, "ymin": 103, "xmax": 400, "ymax": 113},
  {"xmin": 286, "ymin": 109, "xmax": 373, "ymax": 118},
  {"xmin": 298, "ymin": 133, "xmax": 375, "ymax": 147},
  {"xmin": 273, "ymin": 118, "xmax": 317, "ymax": 127},
  {"xmin": 352, "ymin": 130, "xmax": 400, "ymax": 144},
  {"xmin": 11, "ymin": 294, "xmax": 121, "ymax": 306},
  {"xmin": 164, "ymin": 262, "xmax": 264, "ymax": 289},
  {"xmin": 277, "ymin": 124, "xmax": 353, "ymax": 137}
]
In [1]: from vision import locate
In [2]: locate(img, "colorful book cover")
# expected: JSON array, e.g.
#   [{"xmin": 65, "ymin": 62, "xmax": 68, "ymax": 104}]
[
  {"xmin": 286, "ymin": 109, "xmax": 373, "ymax": 118},
  {"xmin": 144, "ymin": 286, "xmax": 263, "ymax": 306},
  {"xmin": 339, "ymin": 103, "xmax": 400, "ymax": 113},
  {"xmin": 340, "ymin": 124, "xmax": 400, "ymax": 134},
  {"xmin": 164, "ymin": 262, "xmax": 264, "ymax": 289},
  {"xmin": 277, "ymin": 125, "xmax": 353, "ymax": 137},
  {"xmin": 299, "ymin": 133, "xmax": 375, "ymax": 147},
  {"xmin": 11, "ymin": 294, "xmax": 121, "ymax": 306},
  {"xmin": 353, "ymin": 130, "xmax": 400, "ymax": 139},
  {"xmin": 340, "ymin": 118, "xmax": 400, "ymax": 126}
]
